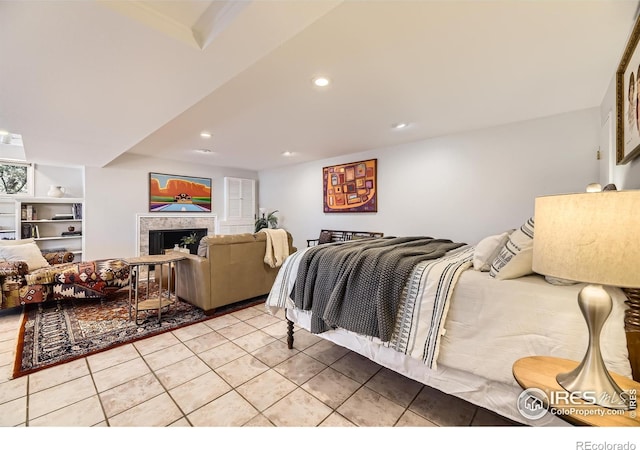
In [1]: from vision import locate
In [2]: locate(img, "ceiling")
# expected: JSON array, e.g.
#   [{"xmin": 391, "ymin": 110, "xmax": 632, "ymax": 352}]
[{"xmin": 1, "ymin": 0, "xmax": 639, "ymax": 172}]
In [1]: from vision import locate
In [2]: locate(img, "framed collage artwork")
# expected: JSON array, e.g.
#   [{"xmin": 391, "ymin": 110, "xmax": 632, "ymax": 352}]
[{"xmin": 322, "ymin": 159, "xmax": 377, "ymax": 213}]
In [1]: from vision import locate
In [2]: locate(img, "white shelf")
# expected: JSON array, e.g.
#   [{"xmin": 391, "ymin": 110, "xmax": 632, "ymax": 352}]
[
  {"xmin": 20, "ymin": 197, "xmax": 84, "ymax": 203},
  {"xmin": 16, "ymin": 199, "xmax": 85, "ymax": 257},
  {"xmin": 34, "ymin": 236, "xmax": 82, "ymax": 241},
  {"xmin": 0, "ymin": 200, "xmax": 15, "ymax": 239},
  {"xmin": 22, "ymin": 219, "xmax": 82, "ymax": 223}
]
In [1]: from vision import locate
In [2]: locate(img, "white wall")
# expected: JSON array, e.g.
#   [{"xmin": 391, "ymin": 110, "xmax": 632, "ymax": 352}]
[
  {"xmin": 84, "ymin": 153, "xmax": 258, "ymax": 260},
  {"xmin": 259, "ymin": 108, "xmax": 601, "ymax": 250},
  {"xmin": 34, "ymin": 164, "xmax": 84, "ymax": 198},
  {"xmin": 25, "ymin": 108, "xmax": 607, "ymax": 259}
]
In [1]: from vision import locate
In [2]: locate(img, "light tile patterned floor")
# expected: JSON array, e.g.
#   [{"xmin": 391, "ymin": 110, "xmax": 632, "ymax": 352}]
[{"xmin": 0, "ymin": 302, "xmax": 520, "ymax": 427}]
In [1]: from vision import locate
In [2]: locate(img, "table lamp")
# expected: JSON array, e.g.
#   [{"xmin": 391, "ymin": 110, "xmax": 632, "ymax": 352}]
[{"xmin": 532, "ymin": 190, "xmax": 640, "ymax": 410}]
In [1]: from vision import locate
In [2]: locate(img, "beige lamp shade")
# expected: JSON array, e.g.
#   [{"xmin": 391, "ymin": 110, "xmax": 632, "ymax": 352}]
[{"xmin": 532, "ymin": 190, "xmax": 640, "ymax": 288}]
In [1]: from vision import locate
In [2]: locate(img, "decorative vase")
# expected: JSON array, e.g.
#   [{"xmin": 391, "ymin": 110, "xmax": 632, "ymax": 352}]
[{"xmin": 47, "ymin": 185, "xmax": 65, "ymax": 198}]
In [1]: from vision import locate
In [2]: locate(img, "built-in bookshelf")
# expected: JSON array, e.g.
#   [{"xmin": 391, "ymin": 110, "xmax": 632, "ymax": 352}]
[
  {"xmin": 0, "ymin": 200, "xmax": 16, "ymax": 241},
  {"xmin": 16, "ymin": 198, "xmax": 84, "ymax": 260}
]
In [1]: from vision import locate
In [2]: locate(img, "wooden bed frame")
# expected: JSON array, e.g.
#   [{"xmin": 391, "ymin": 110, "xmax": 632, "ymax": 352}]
[{"xmin": 626, "ymin": 330, "xmax": 639, "ymax": 381}]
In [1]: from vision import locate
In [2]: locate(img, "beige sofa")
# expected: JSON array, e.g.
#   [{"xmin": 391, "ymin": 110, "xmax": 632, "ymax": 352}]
[{"xmin": 175, "ymin": 232, "xmax": 295, "ymax": 314}]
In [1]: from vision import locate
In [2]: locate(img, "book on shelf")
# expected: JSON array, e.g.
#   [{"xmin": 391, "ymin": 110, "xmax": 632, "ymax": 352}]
[
  {"xmin": 21, "ymin": 223, "xmax": 32, "ymax": 238},
  {"xmin": 21, "ymin": 223, "xmax": 38, "ymax": 238},
  {"xmin": 26, "ymin": 205, "xmax": 33, "ymax": 221},
  {"xmin": 72, "ymin": 203, "xmax": 82, "ymax": 220},
  {"xmin": 61, "ymin": 231, "xmax": 82, "ymax": 236},
  {"xmin": 52, "ymin": 214, "xmax": 74, "ymax": 220}
]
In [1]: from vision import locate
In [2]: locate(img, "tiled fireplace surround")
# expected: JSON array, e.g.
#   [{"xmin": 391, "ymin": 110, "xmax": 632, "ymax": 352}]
[{"xmin": 136, "ymin": 214, "xmax": 217, "ymax": 256}]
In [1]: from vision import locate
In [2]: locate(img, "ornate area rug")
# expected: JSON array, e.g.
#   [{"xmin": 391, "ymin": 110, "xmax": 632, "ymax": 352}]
[{"xmin": 13, "ymin": 284, "xmax": 265, "ymax": 378}]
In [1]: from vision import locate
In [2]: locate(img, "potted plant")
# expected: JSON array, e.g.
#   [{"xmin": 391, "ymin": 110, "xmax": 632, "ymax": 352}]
[
  {"xmin": 255, "ymin": 210, "xmax": 278, "ymax": 232},
  {"xmin": 180, "ymin": 231, "xmax": 199, "ymax": 254}
]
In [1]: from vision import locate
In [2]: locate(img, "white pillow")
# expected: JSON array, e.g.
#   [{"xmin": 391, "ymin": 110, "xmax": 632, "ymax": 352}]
[
  {"xmin": 0, "ymin": 238, "xmax": 35, "ymax": 246},
  {"xmin": 472, "ymin": 231, "xmax": 511, "ymax": 271},
  {"xmin": 0, "ymin": 242, "xmax": 49, "ymax": 270},
  {"xmin": 489, "ymin": 218, "xmax": 535, "ymax": 280}
]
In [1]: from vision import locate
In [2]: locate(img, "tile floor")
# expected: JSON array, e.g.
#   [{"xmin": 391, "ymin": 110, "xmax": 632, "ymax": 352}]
[{"xmin": 0, "ymin": 301, "xmax": 521, "ymax": 427}]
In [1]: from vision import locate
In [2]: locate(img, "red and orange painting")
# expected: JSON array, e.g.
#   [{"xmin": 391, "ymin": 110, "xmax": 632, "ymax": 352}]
[
  {"xmin": 149, "ymin": 172, "xmax": 212, "ymax": 212},
  {"xmin": 323, "ymin": 159, "xmax": 377, "ymax": 213}
]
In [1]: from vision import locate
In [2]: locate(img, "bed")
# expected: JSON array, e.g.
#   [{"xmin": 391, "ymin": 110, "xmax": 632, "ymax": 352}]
[{"xmin": 265, "ymin": 228, "xmax": 634, "ymax": 427}]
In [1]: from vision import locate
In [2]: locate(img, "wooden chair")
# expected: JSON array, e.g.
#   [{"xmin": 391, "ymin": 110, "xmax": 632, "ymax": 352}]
[{"xmin": 307, "ymin": 229, "xmax": 384, "ymax": 247}]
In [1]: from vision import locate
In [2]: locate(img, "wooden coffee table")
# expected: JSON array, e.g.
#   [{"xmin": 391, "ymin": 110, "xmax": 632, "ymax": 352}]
[{"xmin": 124, "ymin": 253, "xmax": 187, "ymax": 325}]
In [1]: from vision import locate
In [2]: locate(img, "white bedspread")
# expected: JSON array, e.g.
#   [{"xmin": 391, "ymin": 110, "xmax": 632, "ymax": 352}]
[
  {"xmin": 438, "ymin": 269, "xmax": 632, "ymax": 384},
  {"xmin": 265, "ymin": 244, "xmax": 633, "ymax": 425}
]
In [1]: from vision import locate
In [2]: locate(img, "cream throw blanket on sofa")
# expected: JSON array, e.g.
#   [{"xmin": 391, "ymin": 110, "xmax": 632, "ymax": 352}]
[{"xmin": 260, "ymin": 229, "xmax": 290, "ymax": 268}]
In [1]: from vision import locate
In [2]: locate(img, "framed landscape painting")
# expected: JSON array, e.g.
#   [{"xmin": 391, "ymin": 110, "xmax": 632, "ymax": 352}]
[
  {"xmin": 323, "ymin": 159, "xmax": 377, "ymax": 213},
  {"xmin": 149, "ymin": 172, "xmax": 212, "ymax": 212}
]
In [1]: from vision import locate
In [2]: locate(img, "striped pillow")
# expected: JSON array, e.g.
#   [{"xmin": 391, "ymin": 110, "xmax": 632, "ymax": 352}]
[{"xmin": 489, "ymin": 218, "xmax": 535, "ymax": 280}]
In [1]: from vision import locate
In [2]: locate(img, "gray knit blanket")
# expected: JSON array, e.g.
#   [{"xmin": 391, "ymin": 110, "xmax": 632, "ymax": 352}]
[{"xmin": 291, "ymin": 237, "xmax": 465, "ymax": 341}]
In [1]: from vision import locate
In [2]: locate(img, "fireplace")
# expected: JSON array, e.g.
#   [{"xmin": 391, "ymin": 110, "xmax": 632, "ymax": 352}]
[
  {"xmin": 136, "ymin": 214, "xmax": 217, "ymax": 257},
  {"xmin": 149, "ymin": 228, "xmax": 208, "ymax": 255}
]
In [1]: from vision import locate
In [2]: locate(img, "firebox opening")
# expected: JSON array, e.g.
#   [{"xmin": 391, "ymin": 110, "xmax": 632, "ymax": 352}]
[{"xmin": 148, "ymin": 228, "xmax": 208, "ymax": 256}]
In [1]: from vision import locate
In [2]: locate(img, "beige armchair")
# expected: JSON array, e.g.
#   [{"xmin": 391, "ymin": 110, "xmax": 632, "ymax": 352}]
[{"xmin": 175, "ymin": 232, "xmax": 295, "ymax": 314}]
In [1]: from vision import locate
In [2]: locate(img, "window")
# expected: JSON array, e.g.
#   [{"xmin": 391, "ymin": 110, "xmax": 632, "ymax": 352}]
[{"xmin": 0, "ymin": 160, "xmax": 33, "ymax": 197}]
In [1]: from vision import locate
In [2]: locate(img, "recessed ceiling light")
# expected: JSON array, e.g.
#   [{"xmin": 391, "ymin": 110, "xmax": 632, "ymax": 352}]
[
  {"xmin": 200, "ymin": 131, "xmax": 212, "ymax": 138},
  {"xmin": 392, "ymin": 122, "xmax": 409, "ymax": 129},
  {"xmin": 313, "ymin": 77, "xmax": 330, "ymax": 87},
  {"xmin": 281, "ymin": 151, "xmax": 295, "ymax": 157}
]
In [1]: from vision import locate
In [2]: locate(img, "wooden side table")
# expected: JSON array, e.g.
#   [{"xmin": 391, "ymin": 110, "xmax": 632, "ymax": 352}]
[
  {"xmin": 513, "ymin": 356, "xmax": 639, "ymax": 426},
  {"xmin": 124, "ymin": 253, "xmax": 187, "ymax": 325}
]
